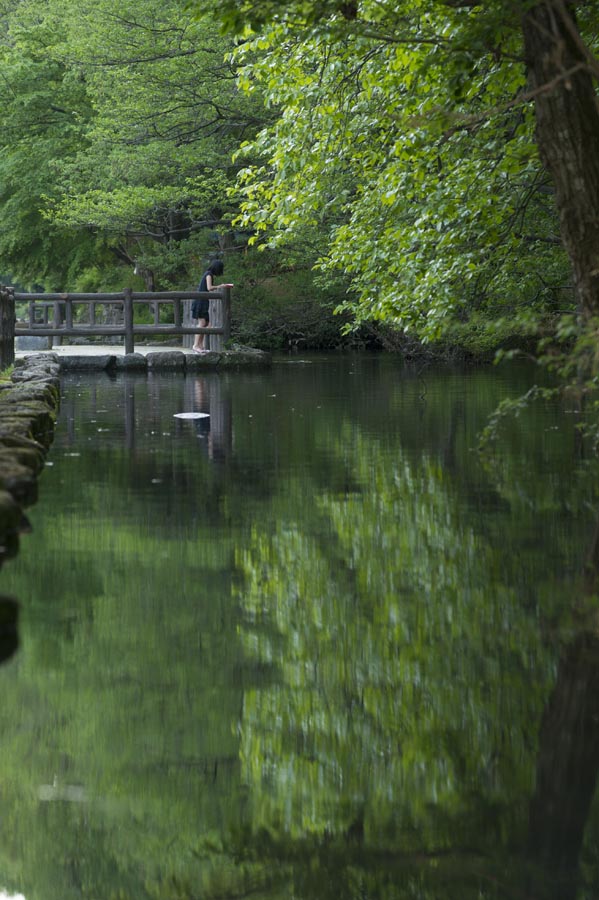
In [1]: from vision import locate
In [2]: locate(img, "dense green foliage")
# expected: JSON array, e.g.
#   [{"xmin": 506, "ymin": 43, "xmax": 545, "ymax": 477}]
[
  {"xmin": 0, "ymin": 0, "xmax": 357, "ymax": 346},
  {"xmin": 0, "ymin": 0, "xmax": 264, "ymax": 290},
  {"xmin": 221, "ymin": 0, "xmax": 599, "ymax": 347},
  {"xmin": 1, "ymin": 0, "xmax": 597, "ymax": 352}
]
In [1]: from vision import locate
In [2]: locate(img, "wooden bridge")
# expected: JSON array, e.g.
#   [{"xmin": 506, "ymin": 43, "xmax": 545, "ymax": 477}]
[{"xmin": 0, "ymin": 285, "xmax": 232, "ymax": 367}]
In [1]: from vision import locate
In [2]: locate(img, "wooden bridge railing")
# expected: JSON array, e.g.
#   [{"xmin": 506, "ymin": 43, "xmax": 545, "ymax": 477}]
[{"xmin": 0, "ymin": 286, "xmax": 233, "ymax": 368}]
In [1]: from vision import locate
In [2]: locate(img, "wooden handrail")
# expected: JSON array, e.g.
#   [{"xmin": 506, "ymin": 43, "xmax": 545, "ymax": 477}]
[
  {"xmin": 0, "ymin": 286, "xmax": 233, "ymax": 362},
  {"xmin": 13, "ymin": 290, "xmax": 221, "ymax": 301}
]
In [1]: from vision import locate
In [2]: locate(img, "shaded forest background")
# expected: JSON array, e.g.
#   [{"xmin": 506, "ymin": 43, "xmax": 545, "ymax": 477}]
[{"xmin": 0, "ymin": 0, "xmax": 597, "ymax": 358}]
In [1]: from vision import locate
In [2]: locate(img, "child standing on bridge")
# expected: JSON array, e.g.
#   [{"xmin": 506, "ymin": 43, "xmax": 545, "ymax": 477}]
[{"xmin": 192, "ymin": 259, "xmax": 228, "ymax": 353}]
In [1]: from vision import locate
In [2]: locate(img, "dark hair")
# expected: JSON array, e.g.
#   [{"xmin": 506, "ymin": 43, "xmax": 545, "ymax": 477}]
[{"xmin": 207, "ymin": 259, "xmax": 224, "ymax": 276}]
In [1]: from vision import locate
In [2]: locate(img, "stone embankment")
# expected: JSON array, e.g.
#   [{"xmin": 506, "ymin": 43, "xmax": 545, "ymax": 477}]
[
  {"xmin": 0, "ymin": 345, "xmax": 270, "ymax": 551},
  {"xmin": 54, "ymin": 347, "xmax": 272, "ymax": 371},
  {"xmin": 0, "ymin": 354, "xmax": 59, "ymax": 525},
  {"xmin": 0, "ymin": 346, "xmax": 271, "ymax": 662},
  {"xmin": 0, "ymin": 346, "xmax": 270, "ymax": 521},
  {"xmin": 0, "ymin": 354, "xmax": 60, "ymax": 663}
]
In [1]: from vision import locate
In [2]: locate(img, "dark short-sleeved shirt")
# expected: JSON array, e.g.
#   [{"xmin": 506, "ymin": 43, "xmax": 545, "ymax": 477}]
[{"xmin": 192, "ymin": 270, "xmax": 211, "ymax": 320}]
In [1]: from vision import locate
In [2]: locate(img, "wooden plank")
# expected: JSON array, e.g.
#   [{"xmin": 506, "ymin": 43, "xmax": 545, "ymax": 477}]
[
  {"xmin": 130, "ymin": 326, "xmax": 224, "ymax": 334},
  {"xmin": 14, "ymin": 290, "xmax": 220, "ymax": 302},
  {"xmin": 16, "ymin": 327, "xmax": 128, "ymax": 336},
  {"xmin": 15, "ymin": 292, "xmax": 126, "ymax": 302},
  {"xmin": 15, "ymin": 326, "xmax": 224, "ymax": 337}
]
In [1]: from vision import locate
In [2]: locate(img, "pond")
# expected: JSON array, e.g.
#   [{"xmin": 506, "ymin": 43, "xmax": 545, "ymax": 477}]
[{"xmin": 0, "ymin": 353, "xmax": 598, "ymax": 900}]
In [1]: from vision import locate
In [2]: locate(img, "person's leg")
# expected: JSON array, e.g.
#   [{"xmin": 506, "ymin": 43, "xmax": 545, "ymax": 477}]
[{"xmin": 193, "ymin": 317, "xmax": 208, "ymax": 351}]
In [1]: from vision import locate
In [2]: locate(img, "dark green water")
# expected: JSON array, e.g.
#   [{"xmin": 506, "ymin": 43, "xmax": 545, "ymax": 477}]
[{"xmin": 1, "ymin": 354, "xmax": 599, "ymax": 900}]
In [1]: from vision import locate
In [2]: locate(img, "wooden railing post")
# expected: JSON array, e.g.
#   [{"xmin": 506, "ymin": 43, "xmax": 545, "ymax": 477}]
[
  {"xmin": 210, "ymin": 287, "xmax": 232, "ymax": 352},
  {"xmin": 222, "ymin": 286, "xmax": 232, "ymax": 346},
  {"xmin": 0, "ymin": 286, "xmax": 15, "ymax": 370},
  {"xmin": 182, "ymin": 299, "xmax": 194, "ymax": 349},
  {"xmin": 209, "ymin": 292, "xmax": 220, "ymax": 352},
  {"xmin": 52, "ymin": 301, "xmax": 63, "ymax": 348},
  {"xmin": 123, "ymin": 288, "xmax": 134, "ymax": 354},
  {"xmin": 65, "ymin": 296, "xmax": 73, "ymax": 331},
  {"xmin": 173, "ymin": 296, "xmax": 182, "ymax": 329}
]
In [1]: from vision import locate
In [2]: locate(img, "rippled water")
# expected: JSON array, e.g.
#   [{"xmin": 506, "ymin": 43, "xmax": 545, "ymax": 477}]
[{"xmin": 0, "ymin": 354, "xmax": 598, "ymax": 900}]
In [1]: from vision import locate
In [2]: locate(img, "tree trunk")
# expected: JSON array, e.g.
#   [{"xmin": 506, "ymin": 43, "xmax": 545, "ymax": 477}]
[{"xmin": 522, "ymin": 1, "xmax": 599, "ymax": 319}]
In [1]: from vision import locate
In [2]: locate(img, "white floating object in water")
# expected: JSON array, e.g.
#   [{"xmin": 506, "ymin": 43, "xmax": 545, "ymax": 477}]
[
  {"xmin": 173, "ymin": 412, "xmax": 210, "ymax": 419},
  {"xmin": 38, "ymin": 780, "xmax": 87, "ymax": 803}
]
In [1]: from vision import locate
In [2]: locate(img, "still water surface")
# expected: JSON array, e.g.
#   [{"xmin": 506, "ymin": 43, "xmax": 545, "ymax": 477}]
[{"xmin": 0, "ymin": 354, "xmax": 598, "ymax": 899}]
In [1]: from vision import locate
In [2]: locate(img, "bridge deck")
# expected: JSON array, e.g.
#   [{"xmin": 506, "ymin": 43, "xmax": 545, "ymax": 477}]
[{"xmin": 16, "ymin": 342, "xmax": 192, "ymax": 357}]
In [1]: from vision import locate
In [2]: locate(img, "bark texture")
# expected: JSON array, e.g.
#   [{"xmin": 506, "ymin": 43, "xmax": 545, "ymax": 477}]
[{"xmin": 522, "ymin": 1, "xmax": 599, "ymax": 318}]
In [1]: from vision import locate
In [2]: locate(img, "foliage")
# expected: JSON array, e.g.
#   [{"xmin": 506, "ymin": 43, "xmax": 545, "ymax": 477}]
[
  {"xmin": 223, "ymin": 0, "xmax": 584, "ymax": 344},
  {"xmin": 0, "ymin": 0, "xmax": 267, "ymax": 292},
  {"xmin": 45, "ymin": 0, "xmax": 256, "ymax": 237},
  {"xmin": 0, "ymin": 0, "xmax": 349, "ymax": 332},
  {"xmin": 183, "ymin": 0, "xmax": 599, "ymax": 364},
  {"xmin": 3, "ymin": 0, "xmax": 594, "ymax": 351},
  {"xmin": 224, "ymin": 249, "xmax": 367, "ymax": 349},
  {"xmin": 0, "ymin": 2, "xmax": 103, "ymax": 287}
]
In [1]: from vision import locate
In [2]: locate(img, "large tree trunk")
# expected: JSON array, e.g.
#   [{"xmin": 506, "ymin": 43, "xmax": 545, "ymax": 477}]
[{"xmin": 522, "ymin": 1, "xmax": 599, "ymax": 319}]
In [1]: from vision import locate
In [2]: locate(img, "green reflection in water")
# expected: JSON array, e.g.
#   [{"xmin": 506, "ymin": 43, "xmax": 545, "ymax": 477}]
[{"xmin": 0, "ymin": 357, "xmax": 597, "ymax": 900}]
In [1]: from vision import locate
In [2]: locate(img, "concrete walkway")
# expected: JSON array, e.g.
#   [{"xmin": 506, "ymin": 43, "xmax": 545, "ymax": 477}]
[{"xmin": 15, "ymin": 342, "xmax": 190, "ymax": 357}]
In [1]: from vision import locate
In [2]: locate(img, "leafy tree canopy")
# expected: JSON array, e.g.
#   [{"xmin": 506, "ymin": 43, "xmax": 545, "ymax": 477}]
[
  {"xmin": 1, "ymin": 0, "xmax": 598, "ymax": 353},
  {"xmin": 184, "ymin": 0, "xmax": 599, "ymax": 349},
  {"xmin": 0, "ymin": 0, "xmax": 266, "ymax": 289}
]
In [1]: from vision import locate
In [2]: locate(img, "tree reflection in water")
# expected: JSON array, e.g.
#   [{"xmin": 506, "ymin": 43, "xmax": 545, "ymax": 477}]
[
  {"xmin": 0, "ymin": 596, "xmax": 17, "ymax": 665},
  {"xmin": 0, "ymin": 361, "xmax": 598, "ymax": 899},
  {"xmin": 235, "ymin": 422, "xmax": 599, "ymax": 899},
  {"xmin": 527, "ymin": 522, "xmax": 599, "ymax": 899}
]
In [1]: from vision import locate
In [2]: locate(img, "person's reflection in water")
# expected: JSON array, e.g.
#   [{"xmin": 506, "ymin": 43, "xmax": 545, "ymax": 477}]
[
  {"xmin": 0, "ymin": 596, "xmax": 18, "ymax": 665},
  {"xmin": 194, "ymin": 377, "xmax": 213, "ymax": 459},
  {"xmin": 192, "ymin": 377, "xmax": 232, "ymax": 464}
]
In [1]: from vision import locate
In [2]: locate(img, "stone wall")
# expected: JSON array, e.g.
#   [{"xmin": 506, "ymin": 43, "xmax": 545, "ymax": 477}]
[
  {"xmin": 0, "ymin": 353, "xmax": 60, "ymax": 665},
  {"xmin": 0, "ymin": 347, "xmax": 272, "ymax": 663}
]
